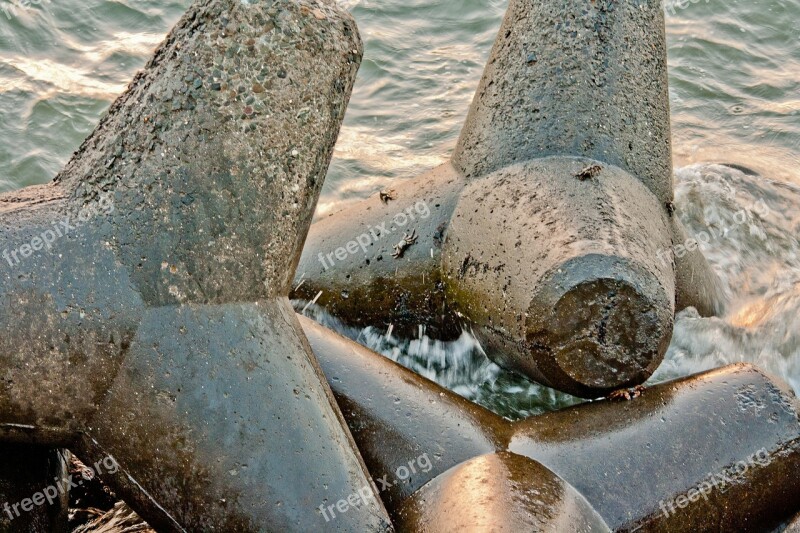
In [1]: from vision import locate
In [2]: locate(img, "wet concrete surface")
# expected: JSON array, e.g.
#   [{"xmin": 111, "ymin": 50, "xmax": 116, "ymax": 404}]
[
  {"xmin": 0, "ymin": 0, "xmax": 393, "ymax": 530},
  {"xmin": 396, "ymin": 451, "xmax": 610, "ymax": 532},
  {"xmin": 294, "ymin": 0, "xmax": 726, "ymax": 399},
  {"xmin": 302, "ymin": 315, "xmax": 800, "ymax": 532}
]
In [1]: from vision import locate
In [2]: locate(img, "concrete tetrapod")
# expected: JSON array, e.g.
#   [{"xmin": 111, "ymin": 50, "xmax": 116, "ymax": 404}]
[
  {"xmin": 0, "ymin": 1, "xmax": 393, "ymax": 531},
  {"xmin": 299, "ymin": 315, "xmax": 800, "ymax": 532},
  {"xmin": 292, "ymin": 0, "xmax": 727, "ymax": 398}
]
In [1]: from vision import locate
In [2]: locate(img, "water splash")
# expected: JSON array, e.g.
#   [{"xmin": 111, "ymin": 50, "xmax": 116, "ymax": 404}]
[
  {"xmin": 298, "ymin": 164, "xmax": 800, "ymax": 420},
  {"xmin": 294, "ymin": 302, "xmax": 581, "ymax": 421},
  {"xmin": 654, "ymin": 164, "xmax": 800, "ymax": 394}
]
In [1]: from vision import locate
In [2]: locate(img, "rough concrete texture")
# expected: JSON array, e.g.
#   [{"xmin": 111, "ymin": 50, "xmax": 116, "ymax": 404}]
[
  {"xmin": 0, "ymin": 0, "xmax": 393, "ymax": 531},
  {"xmin": 452, "ymin": 0, "xmax": 673, "ymax": 205},
  {"xmin": 300, "ymin": 314, "xmax": 509, "ymax": 515},
  {"xmin": 0, "ymin": 446, "xmax": 69, "ymax": 532},
  {"xmin": 301, "ymin": 316, "xmax": 800, "ymax": 532},
  {"xmin": 294, "ymin": 0, "xmax": 726, "ymax": 398},
  {"xmin": 442, "ymin": 157, "xmax": 676, "ymax": 396},
  {"xmin": 396, "ymin": 452, "xmax": 610, "ymax": 532},
  {"xmin": 53, "ymin": 0, "xmax": 361, "ymax": 306},
  {"xmin": 293, "ymin": 162, "xmax": 464, "ymax": 339}
]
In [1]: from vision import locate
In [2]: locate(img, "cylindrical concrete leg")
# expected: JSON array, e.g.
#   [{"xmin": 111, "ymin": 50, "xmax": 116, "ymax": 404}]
[
  {"xmin": 299, "ymin": 314, "xmax": 509, "ymax": 514},
  {"xmin": 442, "ymin": 158, "xmax": 676, "ymax": 397},
  {"xmin": 671, "ymin": 217, "xmax": 729, "ymax": 316},
  {"xmin": 452, "ymin": 0, "xmax": 673, "ymax": 203},
  {"xmin": 77, "ymin": 301, "xmax": 390, "ymax": 532},
  {"xmin": 397, "ymin": 452, "xmax": 610, "ymax": 532},
  {"xmin": 446, "ymin": 0, "xmax": 682, "ymax": 396},
  {"xmin": 301, "ymin": 316, "xmax": 800, "ymax": 531},
  {"xmin": 0, "ymin": 445, "xmax": 68, "ymax": 532},
  {"xmin": 292, "ymin": 162, "xmax": 465, "ymax": 340},
  {"xmin": 510, "ymin": 364, "xmax": 800, "ymax": 532}
]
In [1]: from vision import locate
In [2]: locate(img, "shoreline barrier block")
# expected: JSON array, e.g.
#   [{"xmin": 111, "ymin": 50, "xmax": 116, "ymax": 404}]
[
  {"xmin": 292, "ymin": 0, "xmax": 727, "ymax": 398},
  {"xmin": 0, "ymin": 1, "xmax": 394, "ymax": 531},
  {"xmin": 300, "ymin": 314, "xmax": 800, "ymax": 531}
]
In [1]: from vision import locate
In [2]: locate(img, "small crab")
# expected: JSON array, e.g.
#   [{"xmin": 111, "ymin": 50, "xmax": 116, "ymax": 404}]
[
  {"xmin": 575, "ymin": 164, "xmax": 602, "ymax": 181},
  {"xmin": 392, "ymin": 229, "xmax": 418, "ymax": 259},
  {"xmin": 380, "ymin": 189, "xmax": 396, "ymax": 204},
  {"xmin": 608, "ymin": 384, "xmax": 645, "ymax": 402}
]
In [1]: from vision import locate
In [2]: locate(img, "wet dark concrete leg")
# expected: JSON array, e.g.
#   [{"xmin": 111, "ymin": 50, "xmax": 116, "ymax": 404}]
[
  {"xmin": 510, "ymin": 365, "xmax": 800, "ymax": 532},
  {"xmin": 671, "ymin": 217, "xmax": 729, "ymax": 316},
  {"xmin": 300, "ymin": 315, "xmax": 800, "ymax": 531},
  {"xmin": 73, "ymin": 300, "xmax": 391, "ymax": 532},
  {"xmin": 299, "ymin": 313, "xmax": 510, "ymax": 515},
  {"xmin": 0, "ymin": 0, "xmax": 392, "ymax": 530},
  {"xmin": 397, "ymin": 452, "xmax": 610, "ymax": 532},
  {"xmin": 292, "ymin": 162, "xmax": 465, "ymax": 340}
]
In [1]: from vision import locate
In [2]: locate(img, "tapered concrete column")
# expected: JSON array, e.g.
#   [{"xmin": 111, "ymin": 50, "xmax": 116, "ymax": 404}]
[
  {"xmin": 300, "ymin": 315, "xmax": 800, "ymax": 531},
  {"xmin": 298, "ymin": 316, "xmax": 511, "ymax": 511},
  {"xmin": 452, "ymin": 0, "xmax": 674, "ymax": 202},
  {"xmin": 509, "ymin": 365, "xmax": 800, "ymax": 532},
  {"xmin": 294, "ymin": 0, "xmax": 726, "ymax": 398},
  {"xmin": 0, "ymin": 0, "xmax": 392, "ymax": 531}
]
